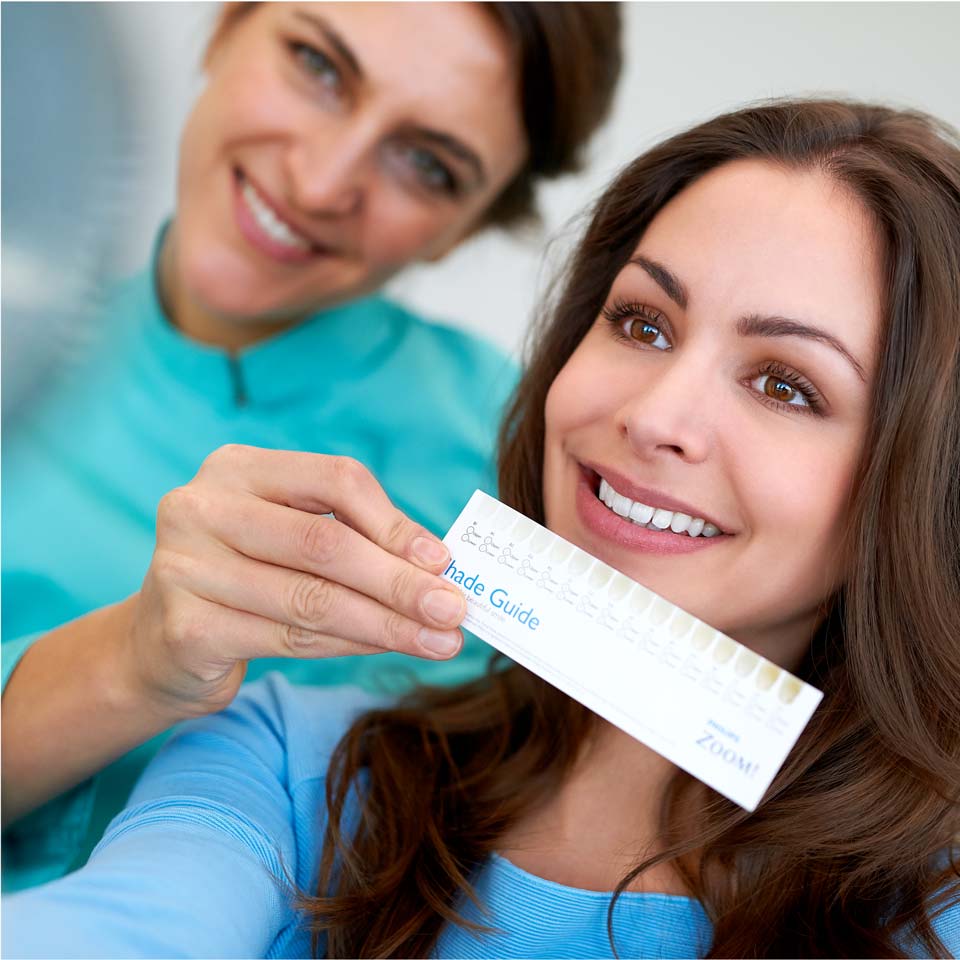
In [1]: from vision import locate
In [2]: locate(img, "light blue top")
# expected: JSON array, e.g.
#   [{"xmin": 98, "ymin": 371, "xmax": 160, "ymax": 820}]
[
  {"xmin": 1, "ymin": 676, "xmax": 714, "ymax": 959},
  {"xmin": 1, "ymin": 248, "xmax": 517, "ymax": 891},
  {"xmin": 3, "ymin": 675, "xmax": 957, "ymax": 960}
]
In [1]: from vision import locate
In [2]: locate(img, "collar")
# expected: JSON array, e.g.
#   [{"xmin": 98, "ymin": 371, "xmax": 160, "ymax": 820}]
[{"xmin": 132, "ymin": 224, "xmax": 400, "ymax": 410}]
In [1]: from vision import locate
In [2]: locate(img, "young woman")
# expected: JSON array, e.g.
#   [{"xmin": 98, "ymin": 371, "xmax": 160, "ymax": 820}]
[
  {"xmin": 0, "ymin": 2, "xmax": 621, "ymax": 889},
  {"xmin": 5, "ymin": 98, "xmax": 959, "ymax": 959}
]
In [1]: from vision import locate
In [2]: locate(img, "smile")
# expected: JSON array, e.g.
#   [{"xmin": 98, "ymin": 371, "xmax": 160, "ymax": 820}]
[
  {"xmin": 232, "ymin": 169, "xmax": 329, "ymax": 265},
  {"xmin": 597, "ymin": 477, "xmax": 721, "ymax": 539},
  {"xmin": 240, "ymin": 177, "xmax": 312, "ymax": 251},
  {"xmin": 573, "ymin": 466, "xmax": 733, "ymax": 556}
]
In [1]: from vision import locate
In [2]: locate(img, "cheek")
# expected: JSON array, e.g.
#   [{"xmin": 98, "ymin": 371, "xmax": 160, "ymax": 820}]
[
  {"xmin": 544, "ymin": 364, "xmax": 588, "ymax": 460},
  {"xmin": 743, "ymin": 432, "xmax": 860, "ymax": 594},
  {"xmin": 360, "ymin": 192, "xmax": 486, "ymax": 269},
  {"xmin": 361, "ymin": 203, "xmax": 446, "ymax": 266}
]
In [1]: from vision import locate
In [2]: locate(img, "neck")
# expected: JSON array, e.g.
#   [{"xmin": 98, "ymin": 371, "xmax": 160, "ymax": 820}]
[
  {"xmin": 157, "ymin": 226, "xmax": 305, "ymax": 352},
  {"xmin": 499, "ymin": 722, "xmax": 691, "ymax": 896}
]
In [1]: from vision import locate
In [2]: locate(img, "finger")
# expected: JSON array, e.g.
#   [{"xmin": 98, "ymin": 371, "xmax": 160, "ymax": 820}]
[
  {"xmin": 170, "ymin": 593, "xmax": 389, "ymax": 666},
  {"xmin": 192, "ymin": 495, "xmax": 466, "ymax": 630},
  {"xmin": 161, "ymin": 547, "xmax": 463, "ymax": 660},
  {"xmin": 199, "ymin": 446, "xmax": 450, "ymax": 571}
]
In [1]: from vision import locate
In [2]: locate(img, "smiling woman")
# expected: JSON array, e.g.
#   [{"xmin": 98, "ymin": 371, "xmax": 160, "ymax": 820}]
[
  {"xmin": 168, "ymin": 2, "xmax": 537, "ymax": 345},
  {"xmin": 3, "ymin": 97, "xmax": 958, "ymax": 960},
  {"xmin": 544, "ymin": 159, "xmax": 882, "ymax": 665}
]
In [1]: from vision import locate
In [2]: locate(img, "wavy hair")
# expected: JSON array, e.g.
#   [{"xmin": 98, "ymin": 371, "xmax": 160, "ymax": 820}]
[{"xmin": 301, "ymin": 100, "xmax": 960, "ymax": 957}]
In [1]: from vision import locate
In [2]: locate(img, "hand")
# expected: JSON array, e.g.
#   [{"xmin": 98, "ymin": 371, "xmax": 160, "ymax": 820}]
[{"xmin": 126, "ymin": 445, "xmax": 466, "ymax": 718}]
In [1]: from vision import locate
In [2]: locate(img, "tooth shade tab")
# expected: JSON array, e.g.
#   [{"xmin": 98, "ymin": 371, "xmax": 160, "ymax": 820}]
[{"xmin": 595, "ymin": 475, "xmax": 719, "ymax": 538}]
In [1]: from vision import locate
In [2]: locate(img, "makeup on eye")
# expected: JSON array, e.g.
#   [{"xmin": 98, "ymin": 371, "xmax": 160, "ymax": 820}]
[
  {"xmin": 600, "ymin": 296, "xmax": 827, "ymax": 416},
  {"xmin": 602, "ymin": 299, "xmax": 672, "ymax": 349},
  {"xmin": 749, "ymin": 361, "xmax": 824, "ymax": 414}
]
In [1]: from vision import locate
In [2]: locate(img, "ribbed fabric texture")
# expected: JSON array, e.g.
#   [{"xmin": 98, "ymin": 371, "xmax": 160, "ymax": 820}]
[{"xmin": 3, "ymin": 677, "xmax": 958, "ymax": 959}]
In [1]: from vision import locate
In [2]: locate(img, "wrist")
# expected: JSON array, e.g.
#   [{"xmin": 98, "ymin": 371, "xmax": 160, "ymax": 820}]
[{"xmin": 99, "ymin": 595, "xmax": 195, "ymax": 728}]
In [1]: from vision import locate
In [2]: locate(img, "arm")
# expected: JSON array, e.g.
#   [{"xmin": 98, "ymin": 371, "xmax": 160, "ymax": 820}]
[
  {"xmin": 1, "ymin": 676, "xmax": 307, "ymax": 959},
  {"xmin": 2, "ymin": 445, "xmax": 465, "ymax": 826},
  {"xmin": 1, "ymin": 598, "xmax": 184, "ymax": 829}
]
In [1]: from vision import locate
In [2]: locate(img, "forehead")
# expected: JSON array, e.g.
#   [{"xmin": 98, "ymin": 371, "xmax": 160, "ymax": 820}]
[
  {"xmin": 263, "ymin": 3, "xmax": 524, "ymax": 158},
  {"xmin": 630, "ymin": 159, "xmax": 883, "ymax": 363}
]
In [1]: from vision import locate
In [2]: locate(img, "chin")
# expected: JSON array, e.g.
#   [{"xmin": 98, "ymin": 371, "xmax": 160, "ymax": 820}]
[{"xmin": 179, "ymin": 249, "xmax": 286, "ymax": 323}]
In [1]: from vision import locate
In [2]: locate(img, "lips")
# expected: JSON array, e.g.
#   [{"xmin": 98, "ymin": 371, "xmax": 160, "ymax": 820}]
[
  {"xmin": 574, "ymin": 465, "xmax": 733, "ymax": 556},
  {"xmin": 232, "ymin": 167, "xmax": 337, "ymax": 264},
  {"xmin": 581, "ymin": 462, "xmax": 730, "ymax": 534}
]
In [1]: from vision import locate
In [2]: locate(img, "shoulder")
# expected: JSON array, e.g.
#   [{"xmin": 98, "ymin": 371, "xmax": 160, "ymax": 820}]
[
  {"xmin": 357, "ymin": 295, "xmax": 519, "ymax": 391},
  {"xmin": 241, "ymin": 674, "xmax": 388, "ymax": 781},
  {"xmin": 128, "ymin": 675, "xmax": 386, "ymax": 810}
]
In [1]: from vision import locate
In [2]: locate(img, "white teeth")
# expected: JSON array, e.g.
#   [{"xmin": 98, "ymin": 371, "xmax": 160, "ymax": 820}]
[
  {"xmin": 241, "ymin": 180, "xmax": 311, "ymax": 250},
  {"xmin": 596, "ymin": 476, "xmax": 722, "ymax": 538},
  {"xmin": 669, "ymin": 512, "xmax": 692, "ymax": 534},
  {"xmin": 650, "ymin": 508, "xmax": 673, "ymax": 530}
]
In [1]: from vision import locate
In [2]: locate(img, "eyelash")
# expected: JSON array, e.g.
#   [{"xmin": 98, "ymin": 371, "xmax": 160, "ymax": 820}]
[{"xmin": 601, "ymin": 298, "xmax": 826, "ymax": 416}]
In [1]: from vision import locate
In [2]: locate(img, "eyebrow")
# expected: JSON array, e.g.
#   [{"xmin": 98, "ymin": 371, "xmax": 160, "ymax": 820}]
[
  {"xmin": 292, "ymin": 10, "xmax": 486, "ymax": 188},
  {"xmin": 630, "ymin": 256, "xmax": 689, "ymax": 310},
  {"xmin": 293, "ymin": 11, "xmax": 363, "ymax": 80},
  {"xmin": 628, "ymin": 255, "xmax": 867, "ymax": 382},
  {"xmin": 737, "ymin": 314, "xmax": 867, "ymax": 381}
]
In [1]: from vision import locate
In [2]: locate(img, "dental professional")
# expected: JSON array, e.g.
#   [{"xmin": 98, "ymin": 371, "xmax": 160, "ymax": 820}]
[
  {"xmin": 4, "ymin": 97, "xmax": 959, "ymax": 960},
  {"xmin": 0, "ymin": 2, "xmax": 622, "ymax": 891}
]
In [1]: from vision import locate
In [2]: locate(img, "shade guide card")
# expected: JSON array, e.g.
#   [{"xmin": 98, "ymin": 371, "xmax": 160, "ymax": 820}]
[{"xmin": 442, "ymin": 490, "xmax": 823, "ymax": 811}]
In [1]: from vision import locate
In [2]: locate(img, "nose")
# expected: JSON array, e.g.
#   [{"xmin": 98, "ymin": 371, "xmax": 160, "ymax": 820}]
[
  {"xmin": 284, "ymin": 118, "xmax": 372, "ymax": 219},
  {"xmin": 617, "ymin": 354, "xmax": 715, "ymax": 465}
]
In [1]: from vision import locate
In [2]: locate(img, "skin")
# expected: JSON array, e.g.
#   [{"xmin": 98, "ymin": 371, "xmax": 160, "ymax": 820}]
[
  {"xmin": 500, "ymin": 160, "xmax": 883, "ymax": 892},
  {"xmin": 2, "ymin": 2, "xmax": 528, "ymax": 826},
  {"xmin": 162, "ymin": 1, "xmax": 528, "ymax": 349}
]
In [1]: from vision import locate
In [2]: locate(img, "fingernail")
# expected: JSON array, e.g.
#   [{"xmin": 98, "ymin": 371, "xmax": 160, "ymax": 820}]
[
  {"xmin": 412, "ymin": 537, "xmax": 449, "ymax": 568},
  {"xmin": 421, "ymin": 588, "xmax": 464, "ymax": 626},
  {"xmin": 418, "ymin": 628, "xmax": 461, "ymax": 657}
]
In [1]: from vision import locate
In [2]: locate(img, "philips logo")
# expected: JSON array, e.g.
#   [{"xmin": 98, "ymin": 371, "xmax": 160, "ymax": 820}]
[{"xmin": 696, "ymin": 731, "xmax": 760, "ymax": 779}]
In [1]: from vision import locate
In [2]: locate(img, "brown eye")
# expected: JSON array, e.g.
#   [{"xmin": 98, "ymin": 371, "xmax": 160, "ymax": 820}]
[
  {"xmin": 764, "ymin": 378, "xmax": 796, "ymax": 403},
  {"xmin": 622, "ymin": 317, "xmax": 670, "ymax": 350},
  {"xmin": 628, "ymin": 319, "xmax": 661, "ymax": 344},
  {"xmin": 602, "ymin": 300, "xmax": 672, "ymax": 351}
]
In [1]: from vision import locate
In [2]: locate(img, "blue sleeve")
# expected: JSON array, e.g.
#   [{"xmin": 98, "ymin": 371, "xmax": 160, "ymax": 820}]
[
  {"xmin": 1, "ymin": 676, "xmax": 305, "ymax": 959},
  {"xmin": 931, "ymin": 893, "xmax": 960, "ymax": 959}
]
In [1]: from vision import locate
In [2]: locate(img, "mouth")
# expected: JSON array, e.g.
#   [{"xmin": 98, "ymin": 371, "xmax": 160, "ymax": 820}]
[
  {"xmin": 575, "ymin": 464, "xmax": 734, "ymax": 555},
  {"xmin": 232, "ymin": 167, "xmax": 335, "ymax": 264}
]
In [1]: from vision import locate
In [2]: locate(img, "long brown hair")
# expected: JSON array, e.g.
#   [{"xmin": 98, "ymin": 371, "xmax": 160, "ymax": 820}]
[
  {"xmin": 302, "ymin": 100, "xmax": 960, "ymax": 957},
  {"xmin": 206, "ymin": 2, "xmax": 622, "ymax": 228}
]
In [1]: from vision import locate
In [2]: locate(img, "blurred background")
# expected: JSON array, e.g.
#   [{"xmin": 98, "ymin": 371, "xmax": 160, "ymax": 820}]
[{"xmin": 3, "ymin": 1, "xmax": 959, "ymax": 418}]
